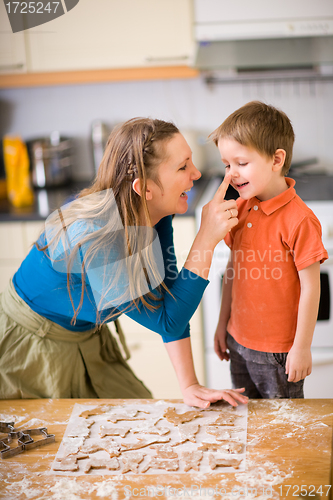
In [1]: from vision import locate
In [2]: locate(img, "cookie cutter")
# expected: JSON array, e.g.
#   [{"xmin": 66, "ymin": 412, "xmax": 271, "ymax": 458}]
[{"xmin": 0, "ymin": 421, "xmax": 55, "ymax": 459}]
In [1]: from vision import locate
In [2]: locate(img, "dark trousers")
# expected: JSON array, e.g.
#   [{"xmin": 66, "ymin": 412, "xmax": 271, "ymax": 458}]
[{"xmin": 227, "ymin": 333, "xmax": 304, "ymax": 399}]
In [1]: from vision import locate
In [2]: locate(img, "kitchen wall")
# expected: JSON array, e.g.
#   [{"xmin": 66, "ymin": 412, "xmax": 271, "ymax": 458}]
[{"xmin": 1, "ymin": 76, "xmax": 332, "ymax": 180}]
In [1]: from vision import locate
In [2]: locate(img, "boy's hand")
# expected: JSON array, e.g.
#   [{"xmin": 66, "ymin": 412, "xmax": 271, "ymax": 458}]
[
  {"xmin": 214, "ymin": 327, "xmax": 230, "ymax": 361},
  {"xmin": 285, "ymin": 345, "xmax": 312, "ymax": 383}
]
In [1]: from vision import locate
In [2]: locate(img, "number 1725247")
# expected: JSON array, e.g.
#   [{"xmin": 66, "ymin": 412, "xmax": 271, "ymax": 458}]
[
  {"xmin": 278, "ymin": 485, "xmax": 331, "ymax": 497},
  {"xmin": 5, "ymin": 2, "xmax": 60, "ymax": 14}
]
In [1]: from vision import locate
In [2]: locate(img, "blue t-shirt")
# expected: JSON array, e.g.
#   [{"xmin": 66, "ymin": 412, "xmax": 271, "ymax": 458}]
[{"xmin": 13, "ymin": 216, "xmax": 208, "ymax": 342}]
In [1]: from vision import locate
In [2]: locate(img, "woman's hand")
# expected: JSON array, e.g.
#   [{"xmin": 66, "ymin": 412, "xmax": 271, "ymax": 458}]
[
  {"xmin": 198, "ymin": 174, "xmax": 238, "ymax": 248},
  {"xmin": 182, "ymin": 383, "xmax": 248, "ymax": 409},
  {"xmin": 184, "ymin": 175, "xmax": 238, "ymax": 280}
]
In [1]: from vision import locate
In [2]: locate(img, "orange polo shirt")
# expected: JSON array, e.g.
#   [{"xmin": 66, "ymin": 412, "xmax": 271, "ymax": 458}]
[{"xmin": 224, "ymin": 178, "xmax": 328, "ymax": 353}]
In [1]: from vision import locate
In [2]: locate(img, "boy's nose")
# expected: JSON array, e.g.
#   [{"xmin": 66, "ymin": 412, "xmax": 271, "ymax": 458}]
[{"xmin": 229, "ymin": 166, "xmax": 240, "ymax": 178}]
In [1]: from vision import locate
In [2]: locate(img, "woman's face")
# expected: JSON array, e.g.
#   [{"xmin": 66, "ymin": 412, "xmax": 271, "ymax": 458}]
[{"xmin": 146, "ymin": 133, "xmax": 201, "ymax": 225}]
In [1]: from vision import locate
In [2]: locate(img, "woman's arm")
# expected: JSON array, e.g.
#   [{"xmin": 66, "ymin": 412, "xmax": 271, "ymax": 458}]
[
  {"xmin": 285, "ymin": 261, "xmax": 321, "ymax": 383},
  {"xmin": 164, "ymin": 337, "xmax": 248, "ymax": 408},
  {"xmin": 123, "ymin": 175, "xmax": 238, "ymax": 340}
]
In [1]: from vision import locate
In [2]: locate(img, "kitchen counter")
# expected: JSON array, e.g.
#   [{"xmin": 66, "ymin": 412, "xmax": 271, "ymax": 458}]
[
  {"xmin": 0, "ymin": 398, "xmax": 332, "ymax": 499},
  {"xmin": 0, "ymin": 177, "xmax": 211, "ymax": 222},
  {"xmin": 0, "ymin": 173, "xmax": 332, "ymax": 223},
  {"xmin": 0, "ymin": 181, "xmax": 91, "ymax": 222}
]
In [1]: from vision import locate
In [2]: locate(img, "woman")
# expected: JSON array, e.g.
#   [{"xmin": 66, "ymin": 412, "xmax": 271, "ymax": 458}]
[{"xmin": 0, "ymin": 118, "xmax": 244, "ymax": 408}]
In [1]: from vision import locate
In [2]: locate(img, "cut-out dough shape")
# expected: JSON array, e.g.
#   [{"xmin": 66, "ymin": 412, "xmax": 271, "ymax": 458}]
[
  {"xmin": 131, "ymin": 418, "xmax": 169, "ymax": 436},
  {"xmin": 100, "ymin": 426, "xmax": 130, "ymax": 438},
  {"xmin": 121, "ymin": 452, "xmax": 144, "ymax": 473},
  {"xmin": 61, "ymin": 437, "xmax": 84, "ymax": 456},
  {"xmin": 163, "ymin": 407, "xmax": 203, "ymax": 425},
  {"xmin": 107, "ymin": 416, "xmax": 145, "ymax": 424},
  {"xmin": 80, "ymin": 405, "xmax": 118, "ymax": 418},
  {"xmin": 121, "ymin": 436, "xmax": 170, "ymax": 451},
  {"xmin": 208, "ymin": 454, "xmax": 242, "ymax": 470},
  {"xmin": 181, "ymin": 450, "xmax": 203, "ymax": 472},
  {"xmin": 211, "ymin": 414, "xmax": 239, "ymax": 426},
  {"xmin": 67, "ymin": 420, "xmax": 94, "ymax": 438},
  {"xmin": 141, "ymin": 456, "xmax": 179, "ymax": 473},
  {"xmin": 199, "ymin": 441, "xmax": 243, "ymax": 454},
  {"xmin": 83, "ymin": 457, "xmax": 119, "ymax": 473},
  {"xmin": 149, "ymin": 444, "xmax": 178, "ymax": 459},
  {"xmin": 177, "ymin": 423, "xmax": 200, "ymax": 444},
  {"xmin": 205, "ymin": 426, "xmax": 232, "ymax": 441},
  {"xmin": 80, "ymin": 438, "xmax": 121, "ymax": 457},
  {"xmin": 53, "ymin": 453, "xmax": 88, "ymax": 471}
]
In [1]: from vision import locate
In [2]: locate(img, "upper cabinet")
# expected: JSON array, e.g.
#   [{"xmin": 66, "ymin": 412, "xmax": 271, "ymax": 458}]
[
  {"xmin": 25, "ymin": 0, "xmax": 194, "ymax": 72},
  {"xmin": 0, "ymin": 1, "xmax": 27, "ymax": 73}
]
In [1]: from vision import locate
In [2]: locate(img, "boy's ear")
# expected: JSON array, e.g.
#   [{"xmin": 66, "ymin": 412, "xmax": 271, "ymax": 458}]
[
  {"xmin": 272, "ymin": 149, "xmax": 286, "ymax": 172},
  {"xmin": 132, "ymin": 178, "xmax": 153, "ymax": 200}
]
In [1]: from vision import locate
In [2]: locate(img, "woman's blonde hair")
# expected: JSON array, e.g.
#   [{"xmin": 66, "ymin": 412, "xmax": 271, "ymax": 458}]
[{"xmin": 37, "ymin": 117, "xmax": 179, "ymax": 325}]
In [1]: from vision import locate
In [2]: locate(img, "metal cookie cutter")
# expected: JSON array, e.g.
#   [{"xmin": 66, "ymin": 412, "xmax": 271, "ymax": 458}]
[
  {"xmin": 0, "ymin": 428, "xmax": 33, "ymax": 459},
  {"xmin": 0, "ymin": 422, "xmax": 55, "ymax": 459},
  {"xmin": 0, "ymin": 421, "xmax": 15, "ymax": 434},
  {"xmin": 23, "ymin": 427, "xmax": 55, "ymax": 451}
]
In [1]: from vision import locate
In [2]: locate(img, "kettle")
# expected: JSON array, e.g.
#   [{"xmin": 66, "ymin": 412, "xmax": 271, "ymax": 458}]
[{"xmin": 26, "ymin": 132, "xmax": 74, "ymax": 188}]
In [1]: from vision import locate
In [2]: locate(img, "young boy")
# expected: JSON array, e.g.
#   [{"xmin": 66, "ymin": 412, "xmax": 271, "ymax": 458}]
[{"xmin": 210, "ymin": 101, "xmax": 328, "ymax": 398}]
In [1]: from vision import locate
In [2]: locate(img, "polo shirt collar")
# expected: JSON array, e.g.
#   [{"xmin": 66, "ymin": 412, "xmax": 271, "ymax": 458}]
[{"xmin": 246, "ymin": 177, "xmax": 296, "ymax": 215}]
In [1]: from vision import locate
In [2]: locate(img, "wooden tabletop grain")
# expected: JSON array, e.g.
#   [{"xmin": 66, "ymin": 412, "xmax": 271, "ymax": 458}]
[{"xmin": 0, "ymin": 398, "xmax": 332, "ymax": 500}]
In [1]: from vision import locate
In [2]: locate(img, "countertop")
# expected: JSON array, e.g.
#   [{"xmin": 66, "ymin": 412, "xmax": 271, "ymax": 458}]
[
  {"xmin": 0, "ymin": 398, "xmax": 332, "ymax": 499},
  {"xmin": 0, "ymin": 174, "xmax": 332, "ymax": 223},
  {"xmin": 0, "ymin": 177, "xmax": 211, "ymax": 222}
]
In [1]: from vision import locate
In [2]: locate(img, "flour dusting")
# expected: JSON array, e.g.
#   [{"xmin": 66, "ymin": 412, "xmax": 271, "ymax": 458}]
[{"xmin": 49, "ymin": 478, "xmax": 87, "ymax": 499}]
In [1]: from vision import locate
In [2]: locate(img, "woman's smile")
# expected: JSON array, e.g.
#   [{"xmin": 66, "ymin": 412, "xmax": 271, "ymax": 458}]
[{"xmin": 147, "ymin": 133, "xmax": 201, "ymax": 224}]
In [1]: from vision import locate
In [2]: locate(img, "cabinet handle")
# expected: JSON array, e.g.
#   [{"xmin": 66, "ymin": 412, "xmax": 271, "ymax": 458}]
[
  {"xmin": 145, "ymin": 55, "xmax": 189, "ymax": 62},
  {"xmin": 0, "ymin": 63, "xmax": 25, "ymax": 71}
]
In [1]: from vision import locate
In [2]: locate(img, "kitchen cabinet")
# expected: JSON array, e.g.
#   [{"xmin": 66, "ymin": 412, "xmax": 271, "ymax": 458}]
[
  {"xmin": 0, "ymin": 220, "xmax": 44, "ymax": 292},
  {"xmin": 0, "ymin": 1, "xmax": 27, "ymax": 74},
  {"xmin": 25, "ymin": 0, "xmax": 194, "ymax": 73},
  {"xmin": 0, "ymin": 216, "xmax": 205, "ymax": 399}
]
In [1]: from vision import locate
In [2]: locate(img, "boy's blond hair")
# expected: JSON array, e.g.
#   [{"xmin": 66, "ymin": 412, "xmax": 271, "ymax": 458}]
[{"xmin": 209, "ymin": 101, "xmax": 295, "ymax": 176}]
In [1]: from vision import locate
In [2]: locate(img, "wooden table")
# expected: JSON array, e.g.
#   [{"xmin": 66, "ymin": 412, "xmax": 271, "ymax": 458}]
[{"xmin": 0, "ymin": 399, "xmax": 332, "ymax": 499}]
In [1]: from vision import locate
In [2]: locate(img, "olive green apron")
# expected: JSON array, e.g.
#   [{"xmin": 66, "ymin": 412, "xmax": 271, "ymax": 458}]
[{"xmin": 0, "ymin": 280, "xmax": 152, "ymax": 399}]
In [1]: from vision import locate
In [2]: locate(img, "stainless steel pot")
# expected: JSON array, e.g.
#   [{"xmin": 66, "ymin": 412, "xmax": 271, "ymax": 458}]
[{"xmin": 26, "ymin": 132, "xmax": 74, "ymax": 188}]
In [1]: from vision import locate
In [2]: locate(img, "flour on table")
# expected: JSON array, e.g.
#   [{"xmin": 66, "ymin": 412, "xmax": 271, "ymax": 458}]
[{"xmin": 51, "ymin": 401, "xmax": 248, "ymax": 475}]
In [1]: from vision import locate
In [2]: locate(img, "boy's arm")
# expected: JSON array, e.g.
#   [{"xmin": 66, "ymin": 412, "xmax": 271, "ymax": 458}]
[
  {"xmin": 214, "ymin": 254, "xmax": 233, "ymax": 361},
  {"xmin": 164, "ymin": 337, "xmax": 248, "ymax": 408},
  {"xmin": 286, "ymin": 261, "xmax": 321, "ymax": 383}
]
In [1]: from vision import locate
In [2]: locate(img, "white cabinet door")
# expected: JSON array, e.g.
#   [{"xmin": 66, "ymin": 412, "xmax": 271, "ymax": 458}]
[
  {"xmin": 22, "ymin": 221, "xmax": 44, "ymax": 254},
  {"xmin": 0, "ymin": 1, "xmax": 27, "ymax": 73},
  {"xmin": 0, "ymin": 222, "xmax": 26, "ymax": 259},
  {"xmin": 0, "ymin": 222, "xmax": 26, "ymax": 292},
  {"xmin": 26, "ymin": 0, "xmax": 193, "ymax": 72}
]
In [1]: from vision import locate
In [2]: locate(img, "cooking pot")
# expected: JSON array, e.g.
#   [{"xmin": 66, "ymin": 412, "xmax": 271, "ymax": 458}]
[{"xmin": 26, "ymin": 132, "xmax": 74, "ymax": 188}]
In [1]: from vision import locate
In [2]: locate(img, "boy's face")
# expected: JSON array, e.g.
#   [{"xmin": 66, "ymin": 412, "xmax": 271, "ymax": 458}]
[{"xmin": 218, "ymin": 137, "xmax": 284, "ymax": 202}]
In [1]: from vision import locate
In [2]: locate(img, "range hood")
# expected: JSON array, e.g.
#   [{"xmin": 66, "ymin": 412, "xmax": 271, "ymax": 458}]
[{"xmin": 193, "ymin": 0, "xmax": 333, "ymax": 79}]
